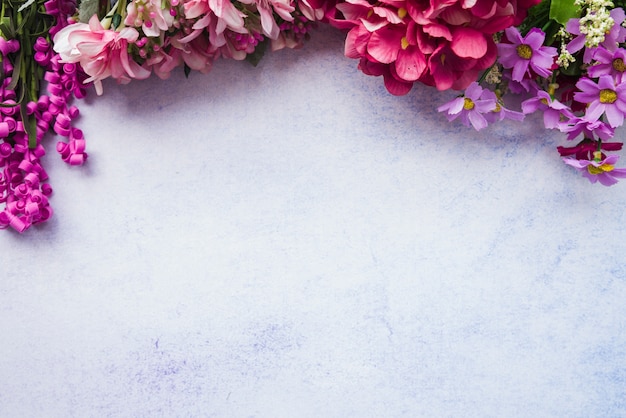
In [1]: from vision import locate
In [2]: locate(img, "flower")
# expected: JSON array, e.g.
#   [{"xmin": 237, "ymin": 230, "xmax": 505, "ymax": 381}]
[
  {"xmin": 574, "ymin": 74, "xmax": 626, "ymax": 127},
  {"xmin": 437, "ymin": 82, "xmax": 497, "ymax": 130},
  {"xmin": 521, "ymin": 90, "xmax": 573, "ymax": 129},
  {"xmin": 558, "ymin": 116, "xmax": 615, "ymax": 141},
  {"xmin": 588, "ymin": 46, "xmax": 626, "ymax": 83},
  {"xmin": 497, "ymin": 27, "xmax": 557, "ymax": 82},
  {"xmin": 563, "ymin": 152, "xmax": 626, "ymax": 185},
  {"xmin": 53, "ymin": 15, "xmax": 151, "ymax": 95}
]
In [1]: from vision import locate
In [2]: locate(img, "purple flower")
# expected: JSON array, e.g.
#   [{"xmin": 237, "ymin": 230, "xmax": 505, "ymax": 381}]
[
  {"xmin": 437, "ymin": 82, "xmax": 497, "ymax": 131},
  {"xmin": 574, "ymin": 75, "xmax": 626, "ymax": 127},
  {"xmin": 497, "ymin": 27, "xmax": 557, "ymax": 82},
  {"xmin": 521, "ymin": 90, "xmax": 573, "ymax": 129},
  {"xmin": 557, "ymin": 116, "xmax": 615, "ymax": 141},
  {"xmin": 484, "ymin": 100, "xmax": 524, "ymax": 123},
  {"xmin": 588, "ymin": 46, "xmax": 626, "ymax": 83},
  {"xmin": 566, "ymin": 8, "xmax": 626, "ymax": 63},
  {"xmin": 563, "ymin": 153, "xmax": 626, "ymax": 186}
]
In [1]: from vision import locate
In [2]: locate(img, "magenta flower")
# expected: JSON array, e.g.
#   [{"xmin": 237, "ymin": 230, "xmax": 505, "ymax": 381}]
[
  {"xmin": 588, "ymin": 46, "xmax": 626, "ymax": 83},
  {"xmin": 563, "ymin": 153, "xmax": 626, "ymax": 186},
  {"xmin": 558, "ymin": 138, "xmax": 622, "ymax": 160},
  {"xmin": 566, "ymin": 8, "xmax": 626, "ymax": 63},
  {"xmin": 574, "ymin": 75, "xmax": 626, "ymax": 127},
  {"xmin": 557, "ymin": 116, "xmax": 615, "ymax": 141},
  {"xmin": 497, "ymin": 27, "xmax": 557, "ymax": 82},
  {"xmin": 521, "ymin": 90, "xmax": 573, "ymax": 129},
  {"xmin": 437, "ymin": 82, "xmax": 497, "ymax": 130}
]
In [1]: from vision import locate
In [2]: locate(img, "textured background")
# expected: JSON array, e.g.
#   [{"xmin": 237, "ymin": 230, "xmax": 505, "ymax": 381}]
[{"xmin": 1, "ymin": 24, "xmax": 626, "ymax": 417}]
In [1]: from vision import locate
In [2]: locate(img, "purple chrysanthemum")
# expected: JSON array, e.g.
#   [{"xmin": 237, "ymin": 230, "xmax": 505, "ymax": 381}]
[{"xmin": 497, "ymin": 27, "xmax": 557, "ymax": 82}]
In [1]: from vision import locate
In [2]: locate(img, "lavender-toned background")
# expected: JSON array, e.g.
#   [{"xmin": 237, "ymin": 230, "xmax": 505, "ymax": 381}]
[{"xmin": 1, "ymin": 25, "xmax": 626, "ymax": 417}]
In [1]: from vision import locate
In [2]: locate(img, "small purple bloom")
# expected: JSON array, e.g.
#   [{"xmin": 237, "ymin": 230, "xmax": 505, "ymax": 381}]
[
  {"xmin": 563, "ymin": 153, "xmax": 626, "ymax": 186},
  {"xmin": 558, "ymin": 116, "xmax": 615, "ymax": 141},
  {"xmin": 588, "ymin": 46, "xmax": 626, "ymax": 83},
  {"xmin": 497, "ymin": 27, "xmax": 557, "ymax": 82},
  {"xmin": 521, "ymin": 90, "xmax": 573, "ymax": 129},
  {"xmin": 566, "ymin": 8, "xmax": 626, "ymax": 63},
  {"xmin": 437, "ymin": 82, "xmax": 497, "ymax": 131},
  {"xmin": 574, "ymin": 75, "xmax": 626, "ymax": 127}
]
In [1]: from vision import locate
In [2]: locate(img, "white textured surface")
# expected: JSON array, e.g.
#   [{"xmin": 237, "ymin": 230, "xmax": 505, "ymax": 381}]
[{"xmin": 2, "ymin": 25, "xmax": 626, "ymax": 417}]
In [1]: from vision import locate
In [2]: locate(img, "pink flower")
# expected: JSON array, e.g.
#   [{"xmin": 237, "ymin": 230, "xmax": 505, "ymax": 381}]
[
  {"xmin": 334, "ymin": 0, "xmax": 538, "ymax": 94},
  {"xmin": 521, "ymin": 90, "xmax": 573, "ymax": 129},
  {"xmin": 125, "ymin": 0, "xmax": 175, "ymax": 37},
  {"xmin": 497, "ymin": 27, "xmax": 557, "ymax": 82},
  {"xmin": 238, "ymin": 0, "xmax": 295, "ymax": 39},
  {"xmin": 53, "ymin": 15, "xmax": 150, "ymax": 95},
  {"xmin": 563, "ymin": 153, "xmax": 626, "ymax": 186},
  {"xmin": 588, "ymin": 46, "xmax": 626, "ymax": 84},
  {"xmin": 437, "ymin": 82, "xmax": 497, "ymax": 130},
  {"xmin": 574, "ymin": 75, "xmax": 626, "ymax": 128}
]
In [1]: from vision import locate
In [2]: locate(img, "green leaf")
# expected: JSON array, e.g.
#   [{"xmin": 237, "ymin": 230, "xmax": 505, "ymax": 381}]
[
  {"xmin": 111, "ymin": 13, "xmax": 121, "ymax": 29},
  {"xmin": 20, "ymin": 101, "xmax": 38, "ymax": 149},
  {"xmin": 245, "ymin": 38, "xmax": 268, "ymax": 67},
  {"xmin": 549, "ymin": 0, "xmax": 581, "ymax": 25}
]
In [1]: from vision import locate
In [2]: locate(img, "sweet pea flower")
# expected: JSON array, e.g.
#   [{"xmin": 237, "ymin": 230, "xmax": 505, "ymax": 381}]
[
  {"xmin": 574, "ymin": 74, "xmax": 626, "ymax": 127},
  {"xmin": 563, "ymin": 152, "xmax": 626, "ymax": 186},
  {"xmin": 53, "ymin": 15, "xmax": 150, "ymax": 95},
  {"xmin": 497, "ymin": 27, "xmax": 557, "ymax": 82},
  {"xmin": 437, "ymin": 82, "xmax": 497, "ymax": 130}
]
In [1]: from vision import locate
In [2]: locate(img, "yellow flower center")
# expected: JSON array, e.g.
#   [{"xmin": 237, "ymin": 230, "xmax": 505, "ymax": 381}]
[
  {"xmin": 463, "ymin": 98, "xmax": 475, "ymax": 110},
  {"xmin": 401, "ymin": 37, "xmax": 409, "ymax": 50},
  {"xmin": 588, "ymin": 164, "xmax": 614, "ymax": 174},
  {"xmin": 540, "ymin": 98, "xmax": 549, "ymax": 106},
  {"xmin": 613, "ymin": 58, "xmax": 626, "ymax": 72},
  {"xmin": 398, "ymin": 7, "xmax": 407, "ymax": 18},
  {"xmin": 599, "ymin": 89, "xmax": 618, "ymax": 104},
  {"xmin": 516, "ymin": 44, "xmax": 533, "ymax": 59}
]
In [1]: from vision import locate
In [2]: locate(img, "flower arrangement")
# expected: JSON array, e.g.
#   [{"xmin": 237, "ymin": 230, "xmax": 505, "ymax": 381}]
[{"xmin": 1, "ymin": 0, "xmax": 626, "ymax": 232}]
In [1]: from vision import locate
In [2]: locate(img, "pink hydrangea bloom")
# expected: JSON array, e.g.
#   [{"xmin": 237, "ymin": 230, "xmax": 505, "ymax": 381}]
[{"xmin": 53, "ymin": 15, "xmax": 150, "ymax": 95}]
